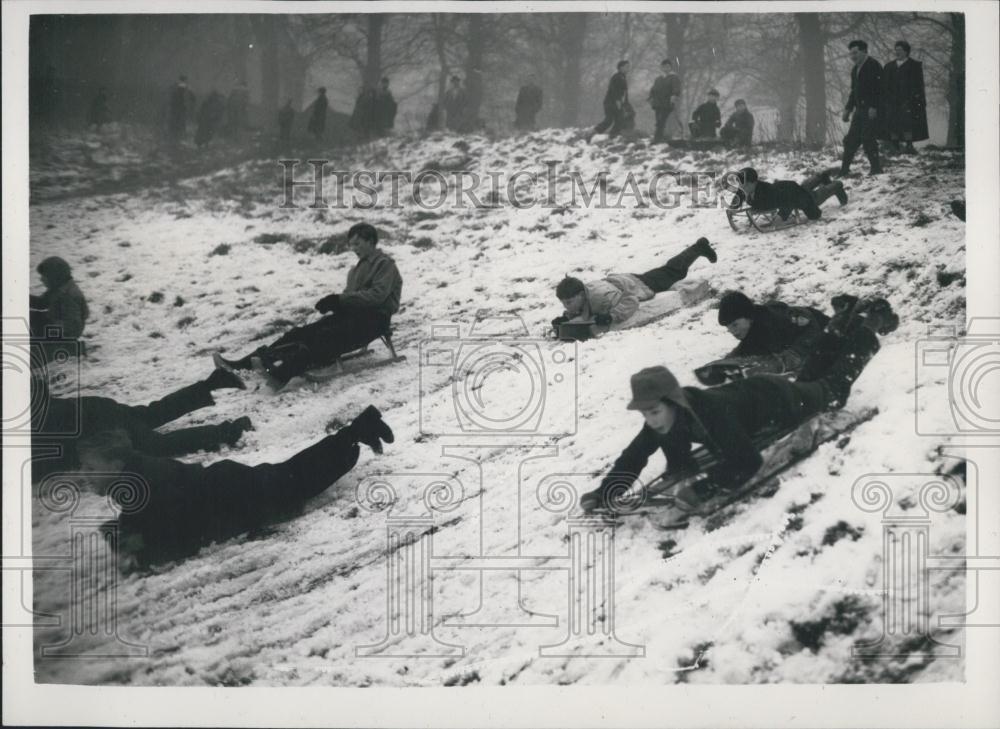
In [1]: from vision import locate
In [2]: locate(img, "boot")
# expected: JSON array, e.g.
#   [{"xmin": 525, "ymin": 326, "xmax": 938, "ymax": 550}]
[
  {"xmin": 695, "ymin": 237, "xmax": 718, "ymax": 264},
  {"xmin": 204, "ymin": 366, "xmax": 246, "ymax": 391},
  {"xmin": 251, "ymin": 356, "xmax": 288, "ymax": 391},
  {"xmin": 213, "ymin": 351, "xmax": 256, "ymax": 373},
  {"xmin": 817, "ymin": 326, "xmax": 882, "ymax": 409},
  {"xmin": 834, "ymin": 182, "xmax": 848, "ymax": 205},
  {"xmin": 223, "ymin": 416, "xmax": 254, "ymax": 446},
  {"xmin": 868, "ymin": 149, "xmax": 883, "ymax": 176},
  {"xmin": 348, "ymin": 405, "xmax": 395, "ymax": 454}
]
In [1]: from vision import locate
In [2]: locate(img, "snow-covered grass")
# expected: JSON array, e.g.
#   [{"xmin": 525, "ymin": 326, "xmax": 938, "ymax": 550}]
[{"xmin": 28, "ymin": 128, "xmax": 966, "ymax": 685}]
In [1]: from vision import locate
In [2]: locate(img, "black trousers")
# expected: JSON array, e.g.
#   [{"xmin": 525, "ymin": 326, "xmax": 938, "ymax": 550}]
[
  {"xmin": 119, "ymin": 428, "xmax": 361, "ymax": 565},
  {"xmin": 689, "ymin": 122, "xmax": 717, "ymax": 138},
  {"xmin": 842, "ymin": 109, "xmax": 881, "ymax": 172},
  {"xmin": 652, "ymin": 106, "xmax": 672, "ymax": 141},
  {"xmin": 635, "ymin": 241, "xmax": 704, "ymax": 293},
  {"xmin": 594, "ymin": 101, "xmax": 625, "ymax": 136},
  {"xmin": 233, "ymin": 309, "xmax": 390, "ymax": 383},
  {"xmin": 800, "ymin": 173, "xmax": 842, "ymax": 209}
]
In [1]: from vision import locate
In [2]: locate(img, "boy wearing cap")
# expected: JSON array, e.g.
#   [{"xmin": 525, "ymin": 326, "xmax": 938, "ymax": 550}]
[
  {"xmin": 579, "ymin": 297, "xmax": 898, "ymax": 512},
  {"xmin": 717, "ymin": 291, "xmax": 828, "ymax": 359},
  {"xmin": 720, "ymin": 99, "xmax": 755, "ymax": 147},
  {"xmin": 551, "ymin": 237, "xmax": 716, "ymax": 340},
  {"xmin": 689, "ymin": 89, "xmax": 721, "ymax": 138},
  {"xmin": 729, "ymin": 167, "xmax": 847, "ymax": 222}
]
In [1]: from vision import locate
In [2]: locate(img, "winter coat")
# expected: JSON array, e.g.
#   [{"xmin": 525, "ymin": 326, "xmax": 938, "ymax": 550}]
[
  {"xmin": 351, "ymin": 89, "xmax": 378, "ymax": 133},
  {"xmin": 721, "ymin": 108, "xmax": 755, "ymax": 146},
  {"xmin": 881, "ymin": 58, "xmax": 929, "ymax": 142},
  {"xmin": 515, "ymin": 84, "xmax": 543, "ymax": 122},
  {"xmin": 168, "ymin": 83, "xmax": 195, "ymax": 133},
  {"xmin": 29, "ymin": 279, "xmax": 89, "ymax": 340},
  {"xmin": 307, "ymin": 94, "xmax": 328, "ymax": 134},
  {"xmin": 444, "ymin": 88, "xmax": 467, "ymax": 130},
  {"xmin": 728, "ymin": 302, "xmax": 829, "ymax": 358},
  {"xmin": 375, "ymin": 89, "xmax": 397, "ymax": 131},
  {"xmin": 691, "ymin": 101, "xmax": 721, "ymax": 137},
  {"xmin": 745, "ymin": 179, "xmax": 823, "ymax": 220},
  {"xmin": 846, "ymin": 56, "xmax": 882, "ymax": 115},
  {"xmin": 600, "ymin": 374, "xmax": 820, "ymax": 493},
  {"xmin": 648, "ymin": 73, "xmax": 681, "ymax": 110},
  {"xmin": 603, "ymin": 72, "xmax": 629, "ymax": 108},
  {"xmin": 341, "ymin": 249, "xmax": 403, "ymax": 318},
  {"xmin": 567, "ymin": 274, "xmax": 656, "ymax": 326}
]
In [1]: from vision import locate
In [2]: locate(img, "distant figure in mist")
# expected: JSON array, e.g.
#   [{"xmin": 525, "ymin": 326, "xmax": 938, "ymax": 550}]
[
  {"xmin": 425, "ymin": 102, "xmax": 443, "ymax": 132},
  {"xmin": 690, "ymin": 88, "xmax": 721, "ymax": 139},
  {"xmin": 514, "ymin": 74, "xmax": 543, "ymax": 131},
  {"xmin": 720, "ymin": 99, "xmax": 755, "ymax": 147},
  {"xmin": 589, "ymin": 60, "xmax": 632, "ymax": 140},
  {"xmin": 444, "ymin": 76, "xmax": 467, "ymax": 132},
  {"xmin": 351, "ymin": 85, "xmax": 379, "ymax": 140},
  {"xmin": 278, "ymin": 100, "xmax": 295, "ymax": 143},
  {"xmin": 225, "ymin": 80, "xmax": 250, "ymax": 138},
  {"xmin": 648, "ymin": 59, "xmax": 681, "ymax": 143},
  {"xmin": 840, "ymin": 40, "xmax": 883, "ymax": 176},
  {"xmin": 307, "ymin": 87, "xmax": 329, "ymax": 141},
  {"xmin": 167, "ymin": 75, "xmax": 196, "ymax": 141},
  {"xmin": 195, "ymin": 90, "xmax": 226, "ymax": 147},
  {"xmin": 881, "ymin": 40, "xmax": 928, "ymax": 154},
  {"xmin": 374, "ymin": 77, "xmax": 397, "ymax": 135},
  {"xmin": 87, "ymin": 86, "xmax": 111, "ymax": 131}
]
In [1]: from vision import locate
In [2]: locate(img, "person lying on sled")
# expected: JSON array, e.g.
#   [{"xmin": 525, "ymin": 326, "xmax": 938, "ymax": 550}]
[
  {"xmin": 580, "ymin": 296, "xmax": 898, "ymax": 512},
  {"xmin": 727, "ymin": 167, "xmax": 847, "ymax": 222},
  {"xmin": 695, "ymin": 291, "xmax": 830, "ymax": 384},
  {"xmin": 30, "ymin": 367, "xmax": 250, "ymax": 482},
  {"xmin": 551, "ymin": 237, "xmax": 716, "ymax": 341},
  {"xmin": 213, "ymin": 223, "xmax": 402, "ymax": 389},
  {"xmin": 77, "ymin": 405, "xmax": 394, "ymax": 570}
]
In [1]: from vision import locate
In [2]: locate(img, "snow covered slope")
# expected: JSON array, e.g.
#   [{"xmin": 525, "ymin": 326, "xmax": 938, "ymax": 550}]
[{"xmin": 27, "ymin": 128, "xmax": 967, "ymax": 685}]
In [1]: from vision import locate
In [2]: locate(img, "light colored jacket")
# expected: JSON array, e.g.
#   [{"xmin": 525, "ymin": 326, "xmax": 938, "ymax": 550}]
[{"xmin": 570, "ymin": 274, "xmax": 655, "ymax": 324}]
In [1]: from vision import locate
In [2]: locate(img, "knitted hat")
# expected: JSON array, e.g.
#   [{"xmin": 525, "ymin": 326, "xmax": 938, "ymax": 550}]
[
  {"xmin": 626, "ymin": 366, "xmax": 690, "ymax": 411},
  {"xmin": 556, "ymin": 276, "xmax": 585, "ymax": 300},
  {"xmin": 718, "ymin": 291, "xmax": 755, "ymax": 325},
  {"xmin": 37, "ymin": 256, "xmax": 73, "ymax": 287}
]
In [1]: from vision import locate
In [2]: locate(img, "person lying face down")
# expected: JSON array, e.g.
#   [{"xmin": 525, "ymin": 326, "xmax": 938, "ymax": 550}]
[
  {"xmin": 551, "ymin": 237, "xmax": 717, "ymax": 341},
  {"xmin": 578, "ymin": 296, "xmax": 899, "ymax": 513},
  {"xmin": 76, "ymin": 405, "xmax": 395, "ymax": 571},
  {"xmin": 727, "ymin": 167, "xmax": 847, "ymax": 222}
]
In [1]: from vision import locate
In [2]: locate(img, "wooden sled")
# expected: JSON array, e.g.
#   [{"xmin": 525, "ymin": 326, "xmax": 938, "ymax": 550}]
[
  {"xmin": 694, "ymin": 354, "xmax": 791, "ymax": 386},
  {"xmin": 726, "ymin": 205, "xmax": 804, "ymax": 233},
  {"xmin": 302, "ymin": 333, "xmax": 406, "ymax": 383}
]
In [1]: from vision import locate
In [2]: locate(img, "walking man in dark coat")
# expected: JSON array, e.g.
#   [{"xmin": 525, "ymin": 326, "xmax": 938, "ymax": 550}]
[
  {"xmin": 76, "ymin": 405, "xmax": 395, "ymax": 570},
  {"xmin": 213, "ymin": 223, "xmax": 403, "ymax": 389},
  {"xmin": 720, "ymin": 99, "xmax": 755, "ymax": 147},
  {"xmin": 350, "ymin": 85, "xmax": 379, "ymax": 140},
  {"xmin": 444, "ymin": 76, "xmax": 467, "ymax": 132},
  {"xmin": 690, "ymin": 88, "xmax": 722, "ymax": 138},
  {"xmin": 649, "ymin": 59, "xmax": 682, "ymax": 143},
  {"xmin": 514, "ymin": 74, "xmax": 544, "ymax": 131},
  {"xmin": 30, "ymin": 367, "xmax": 249, "ymax": 481},
  {"xmin": 590, "ymin": 60, "xmax": 632, "ymax": 139},
  {"xmin": 729, "ymin": 167, "xmax": 847, "ymax": 221},
  {"xmin": 374, "ymin": 77, "xmax": 398, "ymax": 135},
  {"xmin": 840, "ymin": 40, "xmax": 883, "ymax": 176},
  {"xmin": 194, "ymin": 90, "xmax": 226, "ymax": 147},
  {"xmin": 307, "ymin": 87, "xmax": 329, "ymax": 141},
  {"xmin": 167, "ymin": 75, "xmax": 195, "ymax": 142},
  {"xmin": 579, "ymin": 297, "xmax": 899, "ymax": 512},
  {"xmin": 881, "ymin": 40, "xmax": 928, "ymax": 154}
]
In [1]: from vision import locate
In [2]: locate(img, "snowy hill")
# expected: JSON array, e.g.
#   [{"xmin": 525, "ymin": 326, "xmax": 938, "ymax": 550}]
[{"xmin": 28, "ymin": 128, "xmax": 967, "ymax": 685}]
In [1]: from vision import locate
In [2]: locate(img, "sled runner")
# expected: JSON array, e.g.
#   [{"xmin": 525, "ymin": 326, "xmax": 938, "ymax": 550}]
[
  {"xmin": 303, "ymin": 333, "xmax": 406, "ymax": 383},
  {"xmin": 694, "ymin": 354, "xmax": 792, "ymax": 386},
  {"xmin": 586, "ymin": 406, "xmax": 878, "ymax": 528},
  {"xmin": 726, "ymin": 205, "xmax": 804, "ymax": 233}
]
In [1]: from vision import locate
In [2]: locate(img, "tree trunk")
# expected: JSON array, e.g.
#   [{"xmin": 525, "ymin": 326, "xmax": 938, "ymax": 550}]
[
  {"xmin": 432, "ymin": 14, "xmax": 450, "ymax": 104},
  {"xmin": 946, "ymin": 12, "xmax": 965, "ymax": 148},
  {"xmin": 364, "ymin": 14, "xmax": 385, "ymax": 88},
  {"xmin": 559, "ymin": 13, "xmax": 588, "ymax": 126},
  {"xmin": 796, "ymin": 13, "xmax": 826, "ymax": 146},
  {"xmin": 664, "ymin": 14, "xmax": 689, "ymax": 120},
  {"xmin": 249, "ymin": 17, "xmax": 279, "ymax": 116},
  {"xmin": 464, "ymin": 14, "xmax": 486, "ymax": 125}
]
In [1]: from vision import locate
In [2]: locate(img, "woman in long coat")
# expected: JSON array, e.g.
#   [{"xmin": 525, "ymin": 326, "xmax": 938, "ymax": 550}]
[{"xmin": 881, "ymin": 40, "xmax": 929, "ymax": 152}]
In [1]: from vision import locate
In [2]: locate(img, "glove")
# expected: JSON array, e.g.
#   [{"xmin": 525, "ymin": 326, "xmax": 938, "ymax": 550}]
[
  {"xmin": 594, "ymin": 313, "xmax": 613, "ymax": 326},
  {"xmin": 551, "ymin": 315, "xmax": 569, "ymax": 331},
  {"xmin": 315, "ymin": 294, "xmax": 340, "ymax": 314}
]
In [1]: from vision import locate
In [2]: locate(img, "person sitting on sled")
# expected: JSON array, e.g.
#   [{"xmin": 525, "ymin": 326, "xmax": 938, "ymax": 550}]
[
  {"xmin": 31, "ymin": 366, "xmax": 250, "ymax": 482},
  {"xmin": 579, "ymin": 296, "xmax": 899, "ymax": 513},
  {"xmin": 695, "ymin": 291, "xmax": 830, "ymax": 384},
  {"xmin": 76, "ymin": 405, "xmax": 395, "ymax": 571},
  {"xmin": 728, "ymin": 167, "xmax": 848, "ymax": 222},
  {"xmin": 551, "ymin": 237, "xmax": 716, "ymax": 341},
  {"xmin": 212, "ymin": 223, "xmax": 402, "ymax": 389}
]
